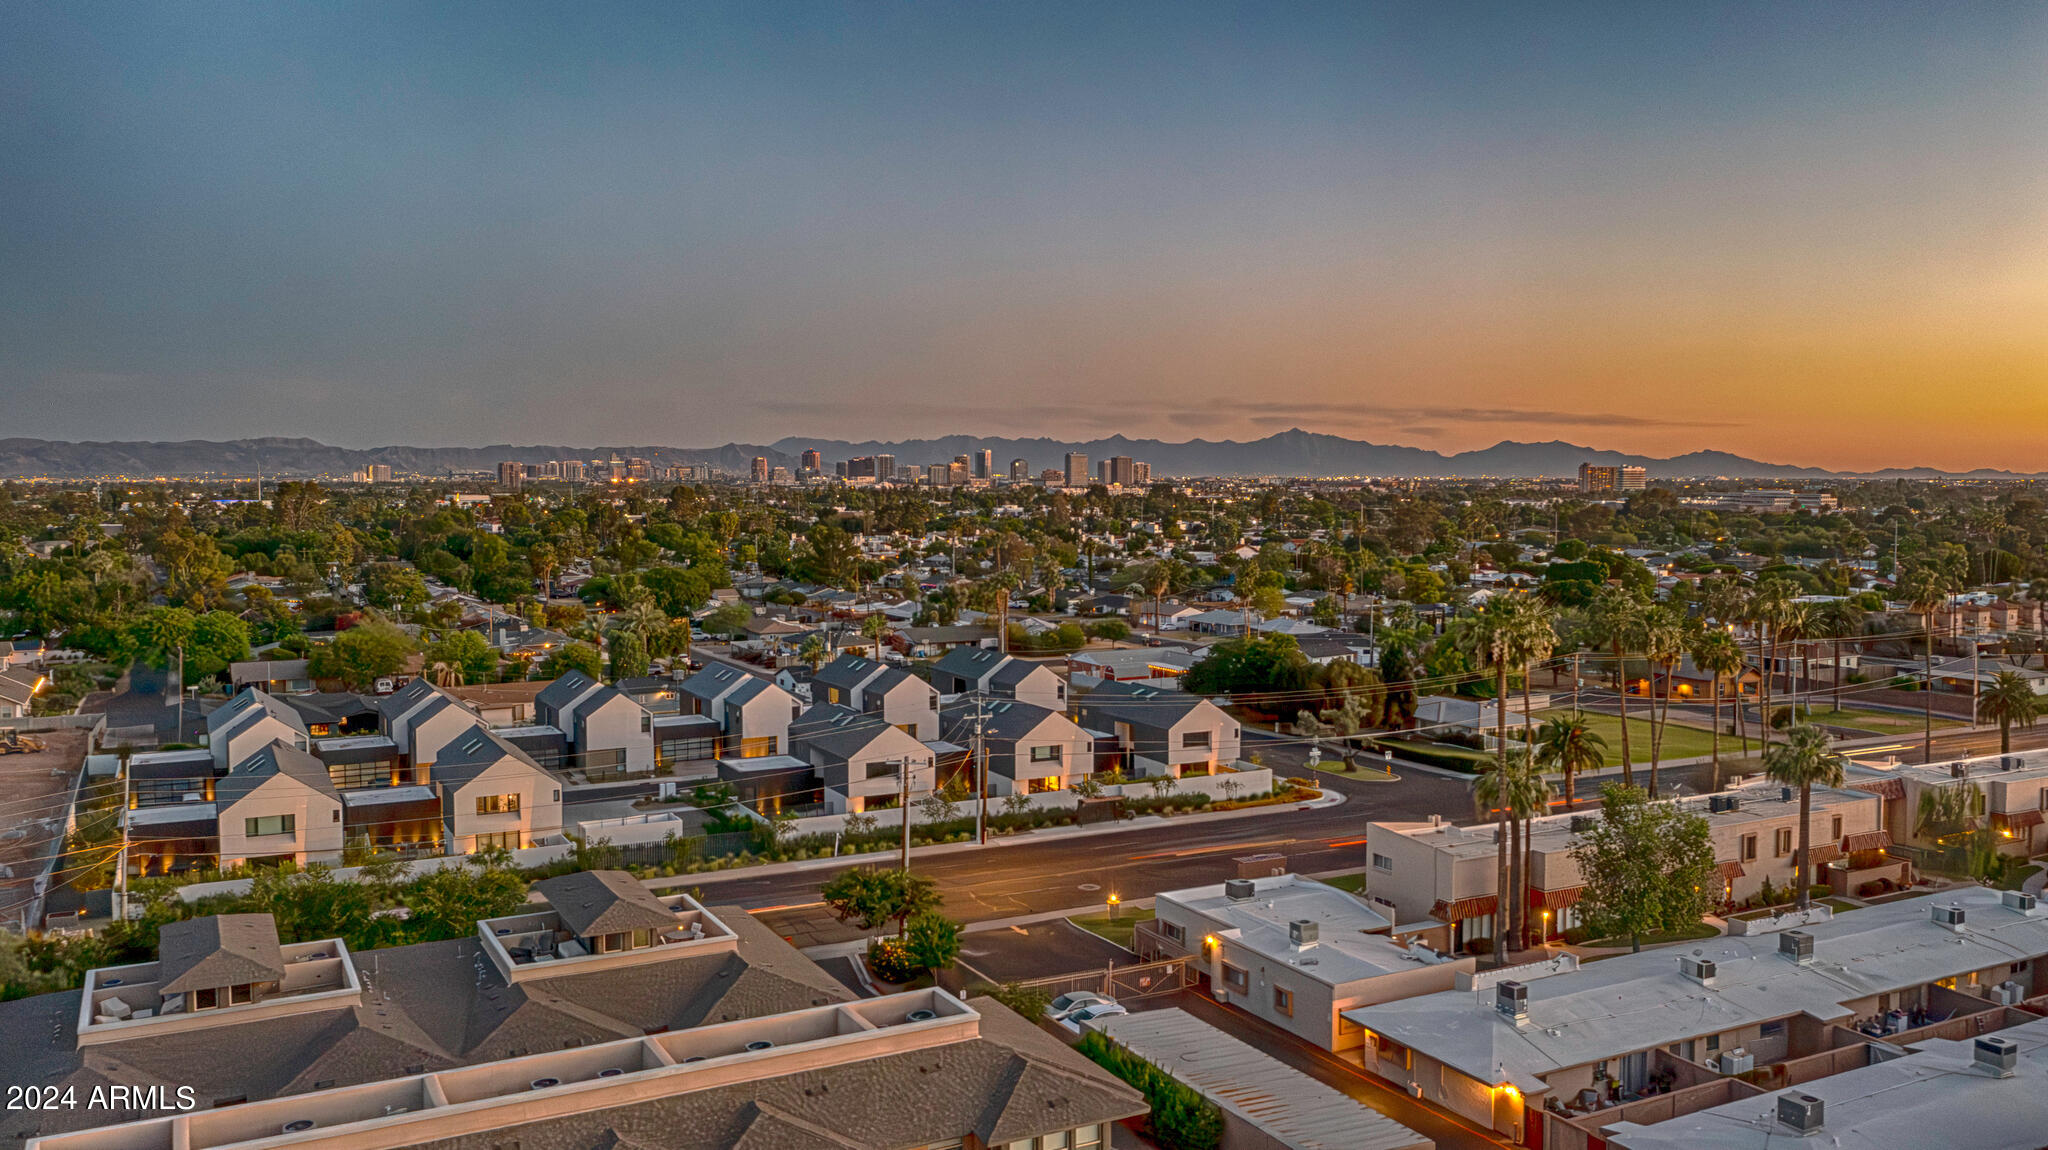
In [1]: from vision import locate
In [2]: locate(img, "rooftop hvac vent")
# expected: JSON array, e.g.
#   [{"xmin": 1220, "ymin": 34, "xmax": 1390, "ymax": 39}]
[
  {"xmin": 1290, "ymin": 920, "xmax": 1319, "ymax": 947},
  {"xmin": 907, "ymin": 1009, "xmax": 937, "ymax": 1022},
  {"xmin": 1780, "ymin": 930, "xmax": 1815, "ymax": 964},
  {"xmin": 280, "ymin": 1120, "xmax": 315, "ymax": 1134},
  {"xmin": 1223, "ymin": 879, "xmax": 1257, "ymax": 901},
  {"xmin": 1496, "ymin": 980, "xmax": 1528, "ymax": 1024},
  {"xmin": 2000, "ymin": 890, "xmax": 2038, "ymax": 914},
  {"xmin": 1780, "ymin": 786, "xmax": 1794, "ymax": 803},
  {"xmin": 1932, "ymin": 904, "xmax": 1967, "ymax": 930},
  {"xmin": 1680, "ymin": 955, "xmax": 1717, "ymax": 984},
  {"xmin": 745, "ymin": 1040, "xmax": 774, "ymax": 1052},
  {"xmin": 1777, "ymin": 1092, "xmax": 1824, "ymax": 1135},
  {"xmin": 1976, "ymin": 1035, "xmax": 2019, "ymax": 1077}
]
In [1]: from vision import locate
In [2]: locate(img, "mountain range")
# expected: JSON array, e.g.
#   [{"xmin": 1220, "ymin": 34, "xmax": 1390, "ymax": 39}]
[{"xmin": 0, "ymin": 432, "xmax": 2033, "ymax": 481}]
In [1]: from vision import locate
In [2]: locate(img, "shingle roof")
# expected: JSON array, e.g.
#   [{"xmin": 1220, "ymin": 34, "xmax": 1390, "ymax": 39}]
[
  {"xmin": 430, "ymin": 724, "xmax": 550, "ymax": 791},
  {"xmin": 535, "ymin": 871, "xmax": 680, "ymax": 938},
  {"xmin": 157, "ymin": 914, "xmax": 286, "ymax": 994},
  {"xmin": 537, "ymin": 670, "xmax": 600, "ymax": 712},
  {"xmin": 214, "ymin": 741, "xmax": 341, "ymax": 807}
]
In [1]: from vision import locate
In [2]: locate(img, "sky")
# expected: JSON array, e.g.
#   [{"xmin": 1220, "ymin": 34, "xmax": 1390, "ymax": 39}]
[{"xmin": 3, "ymin": 2, "xmax": 2045, "ymax": 471}]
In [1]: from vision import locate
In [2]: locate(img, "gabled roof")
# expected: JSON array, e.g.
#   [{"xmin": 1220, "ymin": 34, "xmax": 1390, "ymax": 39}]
[
  {"xmin": 811, "ymin": 653, "xmax": 889, "ymax": 694},
  {"xmin": 536, "ymin": 669, "xmax": 600, "ymax": 711},
  {"xmin": 158, "ymin": 914, "xmax": 286, "ymax": 994},
  {"xmin": 430, "ymin": 724, "xmax": 551, "ymax": 791},
  {"xmin": 678, "ymin": 661, "xmax": 753, "ymax": 702},
  {"xmin": 0, "ymin": 668, "xmax": 41, "ymax": 705},
  {"xmin": 789, "ymin": 705, "xmax": 912, "ymax": 762},
  {"xmin": 988, "ymin": 658, "xmax": 1051, "ymax": 691},
  {"xmin": 215, "ymin": 741, "xmax": 341, "ymax": 807},
  {"xmin": 375, "ymin": 677, "xmax": 443, "ymax": 721},
  {"xmin": 535, "ymin": 870, "xmax": 680, "ymax": 938},
  {"xmin": 932, "ymin": 646, "xmax": 1008, "ymax": 683},
  {"xmin": 1075, "ymin": 679, "xmax": 1211, "ymax": 725},
  {"xmin": 208, "ymin": 687, "xmax": 309, "ymax": 739},
  {"xmin": 943, "ymin": 699, "xmax": 1075, "ymax": 743}
]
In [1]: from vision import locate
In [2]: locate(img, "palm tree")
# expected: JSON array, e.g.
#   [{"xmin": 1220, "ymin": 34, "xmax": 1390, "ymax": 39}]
[
  {"xmin": 1535, "ymin": 714, "xmax": 1606, "ymax": 809},
  {"xmin": 1977, "ymin": 670, "xmax": 2042, "ymax": 754},
  {"xmin": 1504, "ymin": 752, "xmax": 1551, "ymax": 950},
  {"xmin": 1810, "ymin": 599, "xmax": 1867, "ymax": 711},
  {"xmin": 1509, "ymin": 598, "xmax": 1558, "ymax": 748},
  {"xmin": 1762, "ymin": 724, "xmax": 1846, "ymax": 911},
  {"xmin": 798, "ymin": 634, "xmax": 828, "ymax": 671},
  {"xmin": 1746, "ymin": 578, "xmax": 1795, "ymax": 754},
  {"xmin": 1472, "ymin": 752, "xmax": 1515, "ymax": 963},
  {"xmin": 1145, "ymin": 558, "xmax": 1186, "ymax": 636},
  {"xmin": 1639, "ymin": 606, "xmax": 1684, "ymax": 798},
  {"xmin": 1899, "ymin": 567, "xmax": 1954, "ymax": 761},
  {"xmin": 429, "ymin": 660, "xmax": 463, "ymax": 689},
  {"xmin": 1586, "ymin": 587, "xmax": 1645, "ymax": 787},
  {"xmin": 1688, "ymin": 628, "xmax": 1746, "ymax": 793}
]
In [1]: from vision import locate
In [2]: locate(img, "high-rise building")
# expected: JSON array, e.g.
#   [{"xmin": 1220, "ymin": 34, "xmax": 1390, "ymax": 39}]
[
  {"xmin": 558, "ymin": 460, "xmax": 585, "ymax": 482},
  {"xmin": 497, "ymin": 461, "xmax": 524, "ymax": 489},
  {"xmin": 926, "ymin": 463, "xmax": 950, "ymax": 486},
  {"xmin": 800, "ymin": 449, "xmax": 823, "ymax": 474},
  {"xmin": 1010, "ymin": 457, "xmax": 1029, "ymax": 481},
  {"xmin": 1041, "ymin": 468, "xmax": 1065, "ymax": 486},
  {"xmin": 1132, "ymin": 461, "xmax": 1150, "ymax": 485},
  {"xmin": 874, "ymin": 453, "xmax": 896, "ymax": 479},
  {"xmin": 369, "ymin": 464, "xmax": 392, "ymax": 483},
  {"xmin": 1064, "ymin": 452, "xmax": 1089, "ymax": 487},
  {"xmin": 751, "ymin": 456, "xmax": 769, "ymax": 484},
  {"xmin": 974, "ymin": 449, "xmax": 994, "ymax": 479},
  {"xmin": 1578, "ymin": 463, "xmax": 1648, "ymax": 493},
  {"xmin": 1101, "ymin": 456, "xmax": 1135, "ymax": 486}
]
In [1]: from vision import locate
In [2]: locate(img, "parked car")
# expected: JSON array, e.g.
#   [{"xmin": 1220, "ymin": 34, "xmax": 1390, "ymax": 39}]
[
  {"xmin": 1055, "ymin": 1002, "xmax": 1128, "ymax": 1035},
  {"xmin": 1043, "ymin": 992, "xmax": 1111, "ymax": 1022}
]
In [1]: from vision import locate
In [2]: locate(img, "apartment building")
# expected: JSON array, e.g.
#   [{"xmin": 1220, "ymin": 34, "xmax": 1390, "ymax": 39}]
[
  {"xmin": 1344, "ymin": 888, "xmax": 2048, "ymax": 1143},
  {"xmin": 1578, "ymin": 462, "xmax": 1648, "ymax": 492},
  {"xmin": 1140, "ymin": 874, "xmax": 1475, "ymax": 1054},
  {"xmin": 1363, "ymin": 781, "xmax": 1885, "ymax": 952},
  {"xmin": 1858, "ymin": 749, "xmax": 2048, "ymax": 862},
  {"xmin": 929, "ymin": 646, "xmax": 1068, "ymax": 710},
  {"xmin": 1071, "ymin": 679, "xmax": 1242, "ymax": 778}
]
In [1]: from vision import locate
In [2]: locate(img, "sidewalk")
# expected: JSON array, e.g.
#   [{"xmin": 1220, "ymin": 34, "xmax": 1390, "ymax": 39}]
[{"xmin": 642, "ymin": 785, "xmax": 1346, "ymax": 894}]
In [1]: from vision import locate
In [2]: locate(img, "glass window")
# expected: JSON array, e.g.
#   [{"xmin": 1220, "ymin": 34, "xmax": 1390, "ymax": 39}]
[
  {"xmin": 1181, "ymin": 730, "xmax": 1211, "ymax": 749},
  {"xmin": 1074, "ymin": 1128, "xmax": 1103, "ymax": 1150},
  {"xmin": 327, "ymin": 759, "xmax": 399, "ymax": 790},
  {"xmin": 1273, "ymin": 986, "xmax": 1293, "ymax": 1016},
  {"xmin": 1041, "ymin": 1133, "xmax": 1069, "ymax": 1150},
  {"xmin": 229, "ymin": 983, "xmax": 253, "ymax": 1005},
  {"xmin": 1223, "ymin": 964, "xmax": 1248, "ymax": 993},
  {"xmin": 1030, "ymin": 745, "xmax": 1063, "ymax": 763},
  {"xmin": 476, "ymin": 793, "xmax": 521, "ymax": 815},
  {"xmin": 1162, "ymin": 922, "xmax": 1185, "ymax": 943},
  {"xmin": 244, "ymin": 814, "xmax": 296, "ymax": 837},
  {"xmin": 866, "ymin": 760, "xmax": 899, "ymax": 780},
  {"xmin": 1372, "ymin": 852, "xmax": 1394, "ymax": 871}
]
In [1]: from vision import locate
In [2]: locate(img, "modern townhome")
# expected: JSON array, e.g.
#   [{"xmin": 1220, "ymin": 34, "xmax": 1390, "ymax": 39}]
[
  {"xmin": 1344, "ymin": 888, "xmax": 2048, "ymax": 1145},
  {"xmin": 675, "ymin": 660, "xmax": 801, "ymax": 760},
  {"xmin": 928, "ymin": 647, "xmax": 1068, "ymax": 710},
  {"xmin": 943, "ymin": 697, "xmax": 1094, "ymax": 795},
  {"xmin": 810, "ymin": 652, "xmax": 941, "ymax": 740},
  {"xmin": 1363, "ymin": 781, "xmax": 1887, "ymax": 953},
  {"xmin": 1855, "ymin": 749, "xmax": 2048, "ymax": 863},
  {"xmin": 533, "ymin": 670, "xmax": 657, "ymax": 774},
  {"xmin": 125, "ymin": 741, "xmax": 347, "ymax": 875},
  {"xmin": 788, "ymin": 704, "xmax": 937, "ymax": 814},
  {"xmin": 1071, "ymin": 678, "xmax": 1243, "ymax": 778},
  {"xmin": 428, "ymin": 724, "xmax": 563, "ymax": 853},
  {"xmin": 227, "ymin": 658, "xmax": 314, "ymax": 694},
  {"xmin": 374, "ymin": 678, "xmax": 479, "ymax": 767},
  {"xmin": 9, "ymin": 879, "xmax": 1024, "ymax": 1137},
  {"xmin": 1137, "ymin": 873, "xmax": 1475, "ymax": 1054},
  {"xmin": 206, "ymin": 687, "xmax": 311, "ymax": 774}
]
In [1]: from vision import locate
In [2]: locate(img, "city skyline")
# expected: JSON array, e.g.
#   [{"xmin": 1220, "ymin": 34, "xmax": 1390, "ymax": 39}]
[{"xmin": 5, "ymin": 3, "xmax": 2045, "ymax": 470}]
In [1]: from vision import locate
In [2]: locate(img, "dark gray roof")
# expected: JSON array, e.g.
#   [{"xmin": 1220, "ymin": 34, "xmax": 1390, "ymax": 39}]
[
  {"xmin": 407, "ymin": 998, "xmax": 1144, "ymax": 1150},
  {"xmin": 677, "ymin": 661, "xmax": 751, "ymax": 703},
  {"xmin": 943, "ymin": 699, "xmax": 1070, "ymax": 743},
  {"xmin": 430, "ymin": 724, "xmax": 550, "ymax": 791},
  {"xmin": 214, "ymin": 742, "xmax": 341, "ymax": 807},
  {"xmin": 535, "ymin": 871, "xmax": 680, "ymax": 937},
  {"xmin": 158, "ymin": 914, "xmax": 285, "ymax": 994},
  {"xmin": 810, "ymin": 653, "xmax": 887, "ymax": 694},
  {"xmin": 789, "ymin": 705, "xmax": 902, "ymax": 761},
  {"xmin": 932, "ymin": 645, "xmax": 1007, "ymax": 683},
  {"xmin": 1075, "ymin": 679, "xmax": 1207, "ymax": 726},
  {"xmin": 0, "ymin": 908, "xmax": 853, "ymax": 1145},
  {"xmin": 375, "ymin": 677, "xmax": 442, "ymax": 721},
  {"xmin": 988, "ymin": 658, "xmax": 1051, "ymax": 691},
  {"xmin": 282, "ymin": 692, "xmax": 380, "ymax": 729},
  {"xmin": 207, "ymin": 687, "xmax": 309, "ymax": 739},
  {"xmin": 536, "ymin": 670, "xmax": 599, "ymax": 712}
]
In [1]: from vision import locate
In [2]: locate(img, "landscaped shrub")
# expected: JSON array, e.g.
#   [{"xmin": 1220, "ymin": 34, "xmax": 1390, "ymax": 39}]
[
  {"xmin": 1076, "ymin": 1030, "xmax": 1223, "ymax": 1150},
  {"xmin": 865, "ymin": 935, "xmax": 922, "ymax": 984}
]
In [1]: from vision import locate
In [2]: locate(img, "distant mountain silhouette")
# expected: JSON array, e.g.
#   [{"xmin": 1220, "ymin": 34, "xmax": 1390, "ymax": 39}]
[{"xmin": 0, "ymin": 432, "xmax": 2030, "ymax": 480}]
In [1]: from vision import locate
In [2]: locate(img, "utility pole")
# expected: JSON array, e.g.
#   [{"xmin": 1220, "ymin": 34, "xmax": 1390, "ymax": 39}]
[
  {"xmin": 899, "ymin": 756, "xmax": 911, "ymax": 870},
  {"xmin": 973, "ymin": 695, "xmax": 989, "ymax": 846},
  {"xmin": 174, "ymin": 643, "xmax": 185, "ymax": 743}
]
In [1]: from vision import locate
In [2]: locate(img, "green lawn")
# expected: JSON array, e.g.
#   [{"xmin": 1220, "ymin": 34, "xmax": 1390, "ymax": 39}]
[
  {"xmin": 1319, "ymin": 873, "xmax": 1368, "ymax": 894},
  {"xmin": 1580, "ymin": 922, "xmax": 1720, "ymax": 951},
  {"xmin": 1534, "ymin": 710, "xmax": 1758, "ymax": 767},
  {"xmin": 1068, "ymin": 907, "xmax": 1154, "ymax": 950},
  {"xmin": 1800, "ymin": 707, "xmax": 1966, "ymax": 734}
]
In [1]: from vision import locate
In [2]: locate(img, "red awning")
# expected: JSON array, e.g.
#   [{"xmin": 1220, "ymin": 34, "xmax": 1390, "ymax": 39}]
[
  {"xmin": 1853, "ymin": 778, "xmax": 1905, "ymax": 801},
  {"xmin": 1715, "ymin": 860, "xmax": 1746, "ymax": 880},
  {"xmin": 1808, "ymin": 843, "xmax": 1845, "ymax": 866},
  {"xmin": 1842, "ymin": 830, "xmax": 1893, "ymax": 853},
  {"xmin": 1999, "ymin": 809, "xmax": 2045, "ymax": 830},
  {"xmin": 1529, "ymin": 887, "xmax": 1584, "ymax": 911},
  {"xmin": 1430, "ymin": 895, "xmax": 1498, "ymax": 922}
]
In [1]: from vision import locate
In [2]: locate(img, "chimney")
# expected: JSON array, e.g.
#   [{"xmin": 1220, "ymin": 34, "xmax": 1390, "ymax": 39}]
[
  {"xmin": 1496, "ymin": 980, "xmax": 1529, "ymax": 1026},
  {"xmin": 1779, "ymin": 930, "xmax": 1815, "ymax": 965},
  {"xmin": 1777, "ymin": 1092, "xmax": 1824, "ymax": 1135},
  {"xmin": 1974, "ymin": 1035, "xmax": 2018, "ymax": 1078},
  {"xmin": 1223, "ymin": 879, "xmax": 1256, "ymax": 902}
]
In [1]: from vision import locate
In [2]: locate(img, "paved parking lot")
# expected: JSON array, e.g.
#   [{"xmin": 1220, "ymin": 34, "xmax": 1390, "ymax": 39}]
[{"xmin": 956, "ymin": 918, "xmax": 1136, "ymax": 986}]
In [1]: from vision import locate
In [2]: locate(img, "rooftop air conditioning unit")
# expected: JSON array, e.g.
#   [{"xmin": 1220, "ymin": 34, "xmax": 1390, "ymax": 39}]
[
  {"xmin": 1975, "ymin": 1036, "xmax": 2019, "ymax": 1078},
  {"xmin": 1994, "ymin": 980, "xmax": 2025, "ymax": 1006},
  {"xmin": 2000, "ymin": 890, "xmax": 2037, "ymax": 914},
  {"xmin": 1780, "ymin": 930, "xmax": 1815, "ymax": 964},
  {"xmin": 1717, "ymin": 1049, "xmax": 1754, "ymax": 1075},
  {"xmin": 1932, "ymin": 904, "xmax": 1967, "ymax": 930},
  {"xmin": 1496, "ymin": 980, "xmax": 1529, "ymax": 1025},
  {"xmin": 1680, "ymin": 955, "xmax": 1717, "ymax": 984},
  {"xmin": 1777, "ymin": 1092, "xmax": 1824, "ymax": 1135},
  {"xmin": 1223, "ymin": 879, "xmax": 1256, "ymax": 901},
  {"xmin": 1290, "ymin": 920, "xmax": 1319, "ymax": 948},
  {"xmin": 1780, "ymin": 786, "xmax": 1795, "ymax": 803}
]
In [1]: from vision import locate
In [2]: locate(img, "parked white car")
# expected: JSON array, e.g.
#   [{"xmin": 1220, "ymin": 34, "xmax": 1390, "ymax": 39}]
[
  {"xmin": 1055, "ymin": 1002, "xmax": 1128, "ymax": 1035},
  {"xmin": 1043, "ymin": 992, "xmax": 1111, "ymax": 1022}
]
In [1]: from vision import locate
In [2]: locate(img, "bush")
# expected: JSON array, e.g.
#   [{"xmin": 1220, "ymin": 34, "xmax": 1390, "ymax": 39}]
[
  {"xmin": 1077, "ymin": 1031, "xmax": 1223, "ymax": 1150},
  {"xmin": 866, "ymin": 935, "xmax": 922, "ymax": 984},
  {"xmin": 979, "ymin": 981, "xmax": 1051, "ymax": 1019}
]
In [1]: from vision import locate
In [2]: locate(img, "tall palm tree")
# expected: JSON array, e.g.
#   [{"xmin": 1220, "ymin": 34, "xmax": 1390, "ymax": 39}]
[
  {"xmin": 1978, "ymin": 670, "xmax": 2043, "ymax": 754},
  {"xmin": 1778, "ymin": 600, "xmax": 1812, "ymax": 726},
  {"xmin": 1510, "ymin": 598, "xmax": 1558, "ymax": 746},
  {"xmin": 1639, "ymin": 606, "xmax": 1684, "ymax": 798},
  {"xmin": 1144, "ymin": 558, "xmax": 1184, "ymax": 635},
  {"xmin": 1688, "ymin": 628, "xmax": 1746, "ymax": 793},
  {"xmin": 1535, "ymin": 714, "xmax": 1606, "ymax": 809},
  {"xmin": 1746, "ymin": 578, "xmax": 1795, "ymax": 755},
  {"xmin": 1762, "ymin": 724, "xmax": 1846, "ymax": 911},
  {"xmin": 1810, "ymin": 599, "xmax": 1867, "ymax": 711},
  {"xmin": 1586, "ymin": 587, "xmax": 1645, "ymax": 787},
  {"xmin": 1504, "ymin": 752, "xmax": 1551, "ymax": 950},
  {"xmin": 1472, "ymin": 752, "xmax": 1516, "ymax": 963},
  {"xmin": 1899, "ymin": 567, "xmax": 1954, "ymax": 761}
]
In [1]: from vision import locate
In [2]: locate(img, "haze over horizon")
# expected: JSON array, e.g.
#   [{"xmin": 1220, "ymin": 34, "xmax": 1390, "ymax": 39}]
[{"xmin": 5, "ymin": 3, "xmax": 2046, "ymax": 472}]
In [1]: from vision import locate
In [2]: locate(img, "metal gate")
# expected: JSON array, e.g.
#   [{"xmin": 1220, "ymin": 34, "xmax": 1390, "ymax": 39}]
[{"xmin": 1011, "ymin": 957, "xmax": 1194, "ymax": 1002}]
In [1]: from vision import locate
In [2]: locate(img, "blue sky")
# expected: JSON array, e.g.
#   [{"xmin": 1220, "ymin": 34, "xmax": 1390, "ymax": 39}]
[{"xmin": 4, "ymin": 2, "xmax": 2044, "ymax": 468}]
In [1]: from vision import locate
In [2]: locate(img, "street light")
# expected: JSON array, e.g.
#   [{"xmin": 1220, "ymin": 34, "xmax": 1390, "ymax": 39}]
[{"xmin": 1107, "ymin": 892, "xmax": 1121, "ymax": 921}]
